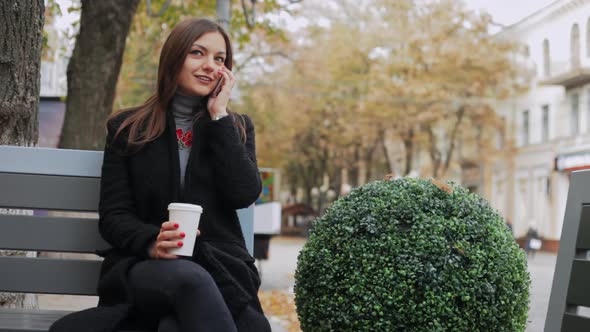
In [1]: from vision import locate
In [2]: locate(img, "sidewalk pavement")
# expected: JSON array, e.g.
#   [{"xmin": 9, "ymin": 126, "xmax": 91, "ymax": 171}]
[
  {"xmin": 37, "ymin": 237, "xmax": 559, "ymax": 332},
  {"xmin": 525, "ymin": 251, "xmax": 557, "ymax": 332}
]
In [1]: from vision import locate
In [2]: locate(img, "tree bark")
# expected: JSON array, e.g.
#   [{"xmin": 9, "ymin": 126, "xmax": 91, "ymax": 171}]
[
  {"xmin": 0, "ymin": 0, "xmax": 43, "ymax": 146},
  {"xmin": 0, "ymin": 0, "xmax": 44, "ymax": 308},
  {"xmin": 362, "ymin": 134, "xmax": 381, "ymax": 182},
  {"xmin": 60, "ymin": 0, "xmax": 140, "ymax": 150},
  {"xmin": 349, "ymin": 144, "xmax": 360, "ymax": 187},
  {"xmin": 441, "ymin": 106, "xmax": 466, "ymax": 177},
  {"xmin": 425, "ymin": 106, "xmax": 467, "ymax": 178},
  {"xmin": 426, "ymin": 124, "xmax": 442, "ymax": 178},
  {"xmin": 401, "ymin": 128, "xmax": 414, "ymax": 176}
]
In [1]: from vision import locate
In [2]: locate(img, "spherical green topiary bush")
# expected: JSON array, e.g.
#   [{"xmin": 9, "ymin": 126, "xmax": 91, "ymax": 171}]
[{"xmin": 294, "ymin": 178, "xmax": 530, "ymax": 332}]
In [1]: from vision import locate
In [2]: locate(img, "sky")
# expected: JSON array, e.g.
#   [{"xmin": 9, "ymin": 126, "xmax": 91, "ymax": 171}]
[
  {"xmin": 463, "ymin": 0, "xmax": 558, "ymax": 26},
  {"xmin": 53, "ymin": 0, "xmax": 559, "ymax": 31}
]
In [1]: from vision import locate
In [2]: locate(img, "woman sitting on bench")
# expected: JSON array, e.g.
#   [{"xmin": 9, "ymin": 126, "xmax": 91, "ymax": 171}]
[{"xmin": 50, "ymin": 18, "xmax": 269, "ymax": 332}]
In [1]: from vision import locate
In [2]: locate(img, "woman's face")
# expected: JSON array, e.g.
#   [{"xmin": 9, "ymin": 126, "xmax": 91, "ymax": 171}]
[{"xmin": 177, "ymin": 31, "xmax": 227, "ymax": 97}]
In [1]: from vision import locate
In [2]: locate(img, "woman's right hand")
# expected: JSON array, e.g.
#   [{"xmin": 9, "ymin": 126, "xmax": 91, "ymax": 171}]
[{"xmin": 149, "ymin": 221, "xmax": 198, "ymax": 259}]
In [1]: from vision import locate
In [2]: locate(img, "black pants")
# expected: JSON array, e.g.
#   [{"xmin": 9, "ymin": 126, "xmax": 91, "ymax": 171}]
[{"xmin": 128, "ymin": 259, "xmax": 237, "ymax": 332}]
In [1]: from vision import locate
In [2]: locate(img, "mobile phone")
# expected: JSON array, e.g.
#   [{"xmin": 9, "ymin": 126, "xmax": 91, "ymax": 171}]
[{"xmin": 212, "ymin": 77, "xmax": 224, "ymax": 97}]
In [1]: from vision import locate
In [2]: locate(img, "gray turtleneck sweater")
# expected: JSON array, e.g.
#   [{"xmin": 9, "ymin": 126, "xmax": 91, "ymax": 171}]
[{"xmin": 170, "ymin": 92, "xmax": 204, "ymax": 189}]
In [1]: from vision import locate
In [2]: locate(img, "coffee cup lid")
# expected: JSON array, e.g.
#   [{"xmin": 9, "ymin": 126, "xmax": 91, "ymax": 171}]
[{"xmin": 168, "ymin": 203, "xmax": 203, "ymax": 212}]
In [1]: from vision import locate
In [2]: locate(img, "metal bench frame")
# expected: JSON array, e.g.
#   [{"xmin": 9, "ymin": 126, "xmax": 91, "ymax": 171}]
[
  {"xmin": 545, "ymin": 169, "xmax": 590, "ymax": 332},
  {"xmin": 0, "ymin": 145, "xmax": 254, "ymax": 332}
]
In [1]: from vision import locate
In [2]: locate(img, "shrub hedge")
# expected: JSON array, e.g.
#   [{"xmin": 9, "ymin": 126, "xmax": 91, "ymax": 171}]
[{"xmin": 294, "ymin": 178, "xmax": 530, "ymax": 331}]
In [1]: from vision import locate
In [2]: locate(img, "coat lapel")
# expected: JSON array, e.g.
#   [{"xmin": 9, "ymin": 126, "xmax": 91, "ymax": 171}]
[
  {"xmin": 165, "ymin": 110, "xmax": 182, "ymax": 202},
  {"xmin": 181, "ymin": 115, "xmax": 199, "ymax": 199}
]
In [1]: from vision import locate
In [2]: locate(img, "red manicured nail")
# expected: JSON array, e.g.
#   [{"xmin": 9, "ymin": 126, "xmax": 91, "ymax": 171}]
[
  {"xmin": 174, "ymin": 223, "xmax": 179, "ymax": 228},
  {"xmin": 180, "ymin": 232, "xmax": 186, "ymax": 238},
  {"xmin": 177, "ymin": 241, "xmax": 183, "ymax": 247}
]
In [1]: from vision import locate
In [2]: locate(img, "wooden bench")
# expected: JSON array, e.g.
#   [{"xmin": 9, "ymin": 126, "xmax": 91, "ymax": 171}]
[
  {"xmin": 545, "ymin": 169, "xmax": 590, "ymax": 332},
  {"xmin": 0, "ymin": 145, "xmax": 255, "ymax": 332}
]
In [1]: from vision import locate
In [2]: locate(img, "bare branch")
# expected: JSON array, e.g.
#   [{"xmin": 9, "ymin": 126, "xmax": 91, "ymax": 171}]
[
  {"xmin": 242, "ymin": 0, "xmax": 257, "ymax": 29},
  {"xmin": 236, "ymin": 51, "xmax": 292, "ymax": 71},
  {"xmin": 146, "ymin": 0, "xmax": 171, "ymax": 17},
  {"xmin": 241, "ymin": 0, "xmax": 301, "ymax": 27},
  {"xmin": 442, "ymin": 106, "xmax": 466, "ymax": 176}
]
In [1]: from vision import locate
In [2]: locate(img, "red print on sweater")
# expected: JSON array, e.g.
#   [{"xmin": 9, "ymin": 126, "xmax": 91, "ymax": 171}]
[{"xmin": 176, "ymin": 128, "xmax": 192, "ymax": 149}]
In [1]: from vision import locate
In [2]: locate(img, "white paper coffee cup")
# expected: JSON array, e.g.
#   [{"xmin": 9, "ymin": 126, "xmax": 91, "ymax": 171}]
[{"xmin": 167, "ymin": 203, "xmax": 203, "ymax": 256}]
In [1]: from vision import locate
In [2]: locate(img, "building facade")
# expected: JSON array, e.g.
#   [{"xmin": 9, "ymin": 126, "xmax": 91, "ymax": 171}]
[{"xmin": 493, "ymin": 0, "xmax": 590, "ymax": 251}]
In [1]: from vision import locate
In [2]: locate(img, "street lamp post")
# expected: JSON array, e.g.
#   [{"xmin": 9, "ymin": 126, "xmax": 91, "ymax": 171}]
[{"xmin": 216, "ymin": 0, "xmax": 231, "ymax": 30}]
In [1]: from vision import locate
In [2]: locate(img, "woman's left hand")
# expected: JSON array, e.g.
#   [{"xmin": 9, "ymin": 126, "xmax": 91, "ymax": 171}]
[{"xmin": 207, "ymin": 66, "xmax": 235, "ymax": 119}]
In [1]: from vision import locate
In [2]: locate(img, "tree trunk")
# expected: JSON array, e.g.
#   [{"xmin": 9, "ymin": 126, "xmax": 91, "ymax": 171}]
[
  {"xmin": 0, "ymin": 0, "xmax": 44, "ymax": 308},
  {"xmin": 380, "ymin": 131, "xmax": 392, "ymax": 175},
  {"xmin": 362, "ymin": 134, "xmax": 380, "ymax": 182},
  {"xmin": 349, "ymin": 145, "xmax": 360, "ymax": 187},
  {"xmin": 329, "ymin": 165, "xmax": 342, "ymax": 199},
  {"xmin": 425, "ymin": 106, "xmax": 467, "ymax": 179},
  {"xmin": 440, "ymin": 106, "xmax": 466, "ymax": 177},
  {"xmin": 60, "ymin": 0, "xmax": 140, "ymax": 150},
  {"xmin": 426, "ymin": 124, "xmax": 442, "ymax": 178},
  {"xmin": 0, "ymin": 0, "xmax": 43, "ymax": 146},
  {"xmin": 402, "ymin": 128, "xmax": 414, "ymax": 176}
]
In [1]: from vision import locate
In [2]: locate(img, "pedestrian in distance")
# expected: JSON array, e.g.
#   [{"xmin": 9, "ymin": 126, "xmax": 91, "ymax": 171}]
[
  {"xmin": 526, "ymin": 223, "xmax": 542, "ymax": 259},
  {"xmin": 505, "ymin": 218, "xmax": 513, "ymax": 234},
  {"xmin": 50, "ymin": 18, "xmax": 269, "ymax": 332}
]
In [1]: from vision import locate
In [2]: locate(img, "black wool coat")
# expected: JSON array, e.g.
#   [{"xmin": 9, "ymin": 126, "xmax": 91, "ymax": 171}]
[{"xmin": 50, "ymin": 109, "xmax": 267, "ymax": 332}]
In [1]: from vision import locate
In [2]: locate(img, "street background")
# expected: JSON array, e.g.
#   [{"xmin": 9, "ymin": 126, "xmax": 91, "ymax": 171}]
[{"xmin": 3, "ymin": 0, "xmax": 588, "ymax": 330}]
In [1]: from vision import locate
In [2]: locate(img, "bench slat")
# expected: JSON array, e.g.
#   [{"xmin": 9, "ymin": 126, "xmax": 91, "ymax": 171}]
[
  {"xmin": 0, "ymin": 309, "xmax": 69, "ymax": 332},
  {"xmin": 0, "ymin": 257, "xmax": 101, "ymax": 295},
  {"xmin": 0, "ymin": 309, "xmax": 150, "ymax": 332},
  {"xmin": 0, "ymin": 146, "xmax": 103, "ymax": 177},
  {"xmin": 566, "ymin": 259, "xmax": 590, "ymax": 307},
  {"xmin": 0, "ymin": 215, "xmax": 109, "ymax": 253},
  {"xmin": 0, "ymin": 173, "xmax": 100, "ymax": 212},
  {"xmin": 562, "ymin": 312, "xmax": 590, "ymax": 332},
  {"xmin": 237, "ymin": 206, "xmax": 254, "ymax": 255},
  {"xmin": 576, "ymin": 205, "xmax": 590, "ymax": 249}
]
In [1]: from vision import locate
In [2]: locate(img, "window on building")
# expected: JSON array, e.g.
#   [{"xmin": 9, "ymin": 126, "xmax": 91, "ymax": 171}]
[
  {"xmin": 542, "ymin": 105, "xmax": 549, "ymax": 143},
  {"xmin": 572, "ymin": 93, "xmax": 580, "ymax": 136},
  {"xmin": 543, "ymin": 39, "xmax": 551, "ymax": 76},
  {"xmin": 523, "ymin": 110, "xmax": 529, "ymax": 146},
  {"xmin": 572, "ymin": 23, "xmax": 581, "ymax": 68},
  {"xmin": 587, "ymin": 18, "xmax": 590, "ymax": 57}
]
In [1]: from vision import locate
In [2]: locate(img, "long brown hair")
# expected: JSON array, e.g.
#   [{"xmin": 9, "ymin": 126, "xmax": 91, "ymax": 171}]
[{"xmin": 109, "ymin": 18, "xmax": 246, "ymax": 148}]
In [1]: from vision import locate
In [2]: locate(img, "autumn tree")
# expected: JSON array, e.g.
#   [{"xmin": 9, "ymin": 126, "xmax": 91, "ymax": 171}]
[
  {"xmin": 239, "ymin": 21, "xmax": 381, "ymax": 206},
  {"xmin": 368, "ymin": 0, "xmax": 528, "ymax": 178},
  {"xmin": 59, "ymin": 0, "xmax": 140, "ymax": 150},
  {"xmin": 0, "ymin": 0, "xmax": 45, "ymax": 308},
  {"xmin": 59, "ymin": 0, "xmax": 299, "ymax": 150},
  {"xmin": 242, "ymin": 0, "xmax": 529, "ymax": 206}
]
